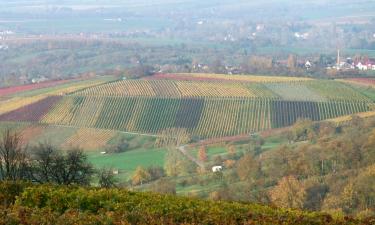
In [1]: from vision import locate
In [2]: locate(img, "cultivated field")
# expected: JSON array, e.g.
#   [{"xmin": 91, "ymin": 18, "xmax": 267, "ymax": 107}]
[{"xmin": 0, "ymin": 74, "xmax": 374, "ymax": 140}]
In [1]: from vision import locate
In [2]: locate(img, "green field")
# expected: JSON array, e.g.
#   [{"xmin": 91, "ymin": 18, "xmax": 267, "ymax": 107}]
[{"xmin": 88, "ymin": 147, "xmax": 166, "ymax": 179}]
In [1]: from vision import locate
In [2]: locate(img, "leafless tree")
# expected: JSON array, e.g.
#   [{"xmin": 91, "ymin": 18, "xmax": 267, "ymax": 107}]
[
  {"xmin": 31, "ymin": 143, "xmax": 94, "ymax": 185},
  {"xmin": 0, "ymin": 129, "xmax": 30, "ymax": 181}
]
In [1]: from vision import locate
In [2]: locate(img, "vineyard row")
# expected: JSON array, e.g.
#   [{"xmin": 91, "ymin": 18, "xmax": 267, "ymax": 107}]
[{"xmin": 0, "ymin": 96, "xmax": 369, "ymax": 138}]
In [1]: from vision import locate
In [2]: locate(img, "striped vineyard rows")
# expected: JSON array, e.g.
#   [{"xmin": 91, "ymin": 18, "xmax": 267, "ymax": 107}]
[
  {"xmin": 0, "ymin": 96, "xmax": 367, "ymax": 138},
  {"xmin": 0, "ymin": 96, "xmax": 62, "ymax": 122}
]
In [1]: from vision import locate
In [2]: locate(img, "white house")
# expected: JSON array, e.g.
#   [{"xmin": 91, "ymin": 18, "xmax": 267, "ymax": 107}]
[
  {"xmin": 356, "ymin": 62, "xmax": 368, "ymax": 70},
  {"xmin": 212, "ymin": 166, "xmax": 223, "ymax": 172},
  {"xmin": 294, "ymin": 32, "xmax": 309, "ymax": 40},
  {"xmin": 305, "ymin": 60, "xmax": 312, "ymax": 69}
]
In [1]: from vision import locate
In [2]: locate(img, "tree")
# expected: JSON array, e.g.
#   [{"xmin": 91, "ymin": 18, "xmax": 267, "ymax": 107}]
[
  {"xmin": 124, "ymin": 64, "xmax": 155, "ymax": 79},
  {"xmin": 291, "ymin": 119, "xmax": 316, "ymax": 142},
  {"xmin": 31, "ymin": 144, "xmax": 94, "ymax": 185},
  {"xmin": 0, "ymin": 129, "xmax": 30, "ymax": 181},
  {"xmin": 105, "ymin": 137, "xmax": 129, "ymax": 154},
  {"xmin": 227, "ymin": 145, "xmax": 236, "ymax": 156},
  {"xmin": 147, "ymin": 166, "xmax": 165, "ymax": 181},
  {"xmin": 30, "ymin": 143, "xmax": 57, "ymax": 183},
  {"xmin": 197, "ymin": 146, "xmax": 208, "ymax": 162},
  {"xmin": 211, "ymin": 58, "xmax": 226, "ymax": 74},
  {"xmin": 246, "ymin": 56, "xmax": 273, "ymax": 73},
  {"xmin": 151, "ymin": 178, "xmax": 176, "ymax": 194},
  {"xmin": 132, "ymin": 166, "xmax": 151, "ymax": 186},
  {"xmin": 155, "ymin": 128, "xmax": 191, "ymax": 148},
  {"xmin": 98, "ymin": 168, "xmax": 118, "ymax": 188},
  {"xmin": 164, "ymin": 148, "xmax": 181, "ymax": 177},
  {"xmin": 269, "ymin": 176, "xmax": 306, "ymax": 209},
  {"xmin": 303, "ymin": 179, "xmax": 329, "ymax": 210},
  {"xmin": 236, "ymin": 154, "xmax": 259, "ymax": 181}
]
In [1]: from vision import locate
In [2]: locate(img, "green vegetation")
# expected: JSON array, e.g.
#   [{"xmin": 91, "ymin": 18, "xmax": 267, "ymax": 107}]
[
  {"xmin": 88, "ymin": 147, "xmax": 166, "ymax": 179},
  {"xmin": 0, "ymin": 182, "xmax": 372, "ymax": 225}
]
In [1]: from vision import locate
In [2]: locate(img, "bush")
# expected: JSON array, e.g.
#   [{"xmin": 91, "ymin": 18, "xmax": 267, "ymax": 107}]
[
  {"xmin": 0, "ymin": 182, "xmax": 370, "ymax": 224},
  {"xmin": 0, "ymin": 181, "xmax": 31, "ymax": 207}
]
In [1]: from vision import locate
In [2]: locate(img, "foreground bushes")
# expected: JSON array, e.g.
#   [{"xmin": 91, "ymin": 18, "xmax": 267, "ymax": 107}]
[{"xmin": 0, "ymin": 182, "xmax": 374, "ymax": 225}]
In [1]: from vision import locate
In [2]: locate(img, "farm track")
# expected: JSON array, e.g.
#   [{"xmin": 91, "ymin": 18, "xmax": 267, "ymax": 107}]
[{"xmin": 178, "ymin": 145, "xmax": 205, "ymax": 168}]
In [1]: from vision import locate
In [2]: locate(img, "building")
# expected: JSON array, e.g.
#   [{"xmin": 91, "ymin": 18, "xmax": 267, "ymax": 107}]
[
  {"xmin": 355, "ymin": 59, "xmax": 375, "ymax": 71},
  {"xmin": 305, "ymin": 60, "xmax": 312, "ymax": 70}
]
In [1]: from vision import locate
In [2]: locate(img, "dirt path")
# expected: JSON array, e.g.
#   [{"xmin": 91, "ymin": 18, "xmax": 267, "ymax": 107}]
[{"xmin": 177, "ymin": 145, "xmax": 205, "ymax": 168}]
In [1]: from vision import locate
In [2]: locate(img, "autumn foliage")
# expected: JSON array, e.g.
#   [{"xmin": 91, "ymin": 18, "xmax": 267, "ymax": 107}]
[{"xmin": 0, "ymin": 182, "xmax": 372, "ymax": 225}]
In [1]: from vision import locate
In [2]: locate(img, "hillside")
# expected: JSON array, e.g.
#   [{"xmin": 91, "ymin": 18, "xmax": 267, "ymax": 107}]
[
  {"xmin": 0, "ymin": 74, "xmax": 374, "ymax": 140},
  {"xmin": 0, "ymin": 182, "xmax": 372, "ymax": 225},
  {"xmin": 1, "ymin": 75, "xmax": 375, "ymax": 222}
]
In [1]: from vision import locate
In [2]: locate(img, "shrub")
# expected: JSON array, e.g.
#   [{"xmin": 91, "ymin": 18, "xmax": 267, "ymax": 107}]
[{"xmin": 0, "ymin": 182, "xmax": 368, "ymax": 225}]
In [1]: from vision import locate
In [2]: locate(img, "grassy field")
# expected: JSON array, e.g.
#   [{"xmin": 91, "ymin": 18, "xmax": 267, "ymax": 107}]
[{"xmin": 88, "ymin": 147, "xmax": 166, "ymax": 179}]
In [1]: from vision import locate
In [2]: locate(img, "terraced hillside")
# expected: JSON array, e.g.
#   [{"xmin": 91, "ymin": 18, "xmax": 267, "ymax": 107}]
[{"xmin": 0, "ymin": 74, "xmax": 373, "ymax": 139}]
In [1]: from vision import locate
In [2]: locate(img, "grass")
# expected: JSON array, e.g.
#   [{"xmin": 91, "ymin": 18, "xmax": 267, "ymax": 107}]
[
  {"xmin": 262, "ymin": 136, "xmax": 286, "ymax": 150},
  {"xmin": 190, "ymin": 146, "xmax": 228, "ymax": 159},
  {"xmin": 88, "ymin": 147, "xmax": 166, "ymax": 179},
  {"xmin": 188, "ymin": 136, "xmax": 286, "ymax": 162}
]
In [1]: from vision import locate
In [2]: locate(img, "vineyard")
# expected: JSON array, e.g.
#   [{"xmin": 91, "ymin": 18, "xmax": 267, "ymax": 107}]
[
  {"xmin": 0, "ymin": 96, "xmax": 370, "ymax": 139},
  {"xmin": 0, "ymin": 75, "xmax": 374, "ymax": 139},
  {"xmin": 74, "ymin": 80, "xmax": 266, "ymax": 98},
  {"xmin": 62, "ymin": 128, "xmax": 116, "ymax": 150},
  {"xmin": 337, "ymin": 78, "xmax": 375, "ymax": 88},
  {"xmin": 146, "ymin": 73, "xmax": 313, "ymax": 82}
]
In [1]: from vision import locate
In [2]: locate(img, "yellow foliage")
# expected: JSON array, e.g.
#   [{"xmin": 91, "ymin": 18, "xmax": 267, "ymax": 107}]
[{"xmin": 327, "ymin": 110, "xmax": 375, "ymax": 124}]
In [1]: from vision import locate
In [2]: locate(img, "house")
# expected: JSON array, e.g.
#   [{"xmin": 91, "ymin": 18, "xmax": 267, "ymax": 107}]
[
  {"xmin": 368, "ymin": 59, "xmax": 375, "ymax": 70},
  {"xmin": 256, "ymin": 24, "xmax": 265, "ymax": 31},
  {"xmin": 212, "ymin": 166, "xmax": 223, "ymax": 172},
  {"xmin": 305, "ymin": 60, "xmax": 312, "ymax": 69},
  {"xmin": 294, "ymin": 32, "xmax": 309, "ymax": 40},
  {"xmin": 356, "ymin": 62, "xmax": 368, "ymax": 70},
  {"xmin": 356, "ymin": 59, "xmax": 375, "ymax": 71},
  {"xmin": 31, "ymin": 76, "xmax": 48, "ymax": 83}
]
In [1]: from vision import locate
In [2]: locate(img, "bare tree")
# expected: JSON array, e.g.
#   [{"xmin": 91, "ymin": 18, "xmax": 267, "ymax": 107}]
[
  {"xmin": 0, "ymin": 129, "xmax": 30, "ymax": 181},
  {"xmin": 31, "ymin": 144, "xmax": 94, "ymax": 185},
  {"xmin": 30, "ymin": 143, "xmax": 57, "ymax": 183},
  {"xmin": 98, "ymin": 168, "xmax": 118, "ymax": 188}
]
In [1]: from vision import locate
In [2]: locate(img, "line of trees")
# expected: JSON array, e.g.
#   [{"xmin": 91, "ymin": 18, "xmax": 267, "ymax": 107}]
[{"xmin": 0, "ymin": 129, "xmax": 115, "ymax": 188}]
